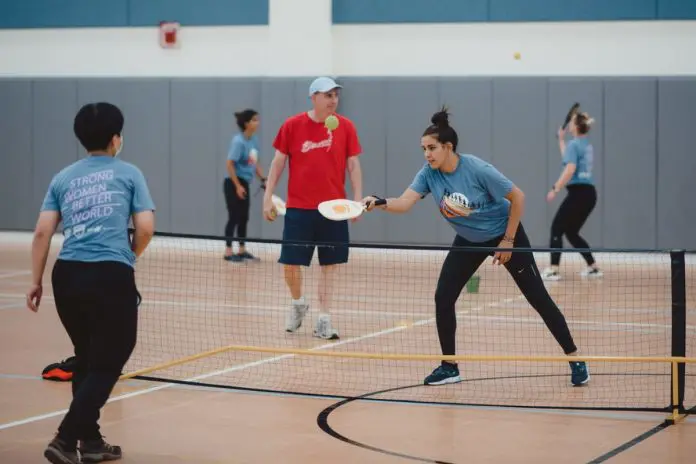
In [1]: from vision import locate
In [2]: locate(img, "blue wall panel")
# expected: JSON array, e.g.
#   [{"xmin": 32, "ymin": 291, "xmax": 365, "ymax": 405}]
[
  {"xmin": 332, "ymin": 0, "xmax": 488, "ymax": 24},
  {"xmin": 0, "ymin": 0, "xmax": 268, "ymax": 29},
  {"xmin": 333, "ymin": 0, "xmax": 696, "ymax": 23},
  {"xmin": 489, "ymin": 0, "xmax": 656, "ymax": 22},
  {"xmin": 129, "ymin": 0, "xmax": 268, "ymax": 27},
  {"xmin": 658, "ymin": 0, "xmax": 696, "ymax": 19},
  {"xmin": 1, "ymin": 0, "xmax": 128, "ymax": 28},
  {"xmin": 3, "ymin": 0, "xmax": 694, "ymax": 28}
]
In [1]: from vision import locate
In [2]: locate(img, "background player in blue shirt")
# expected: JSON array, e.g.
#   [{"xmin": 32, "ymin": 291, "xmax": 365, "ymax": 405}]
[
  {"xmin": 223, "ymin": 109, "xmax": 266, "ymax": 262},
  {"xmin": 26, "ymin": 102, "xmax": 155, "ymax": 464},
  {"xmin": 543, "ymin": 111, "xmax": 602, "ymax": 281},
  {"xmin": 362, "ymin": 107, "xmax": 589, "ymax": 388}
]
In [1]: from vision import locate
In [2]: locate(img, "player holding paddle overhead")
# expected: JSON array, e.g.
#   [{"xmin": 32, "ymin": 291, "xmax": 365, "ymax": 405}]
[
  {"xmin": 26, "ymin": 102, "xmax": 155, "ymax": 463},
  {"xmin": 263, "ymin": 77, "xmax": 363, "ymax": 340},
  {"xmin": 362, "ymin": 107, "xmax": 589, "ymax": 387},
  {"xmin": 542, "ymin": 111, "xmax": 603, "ymax": 281}
]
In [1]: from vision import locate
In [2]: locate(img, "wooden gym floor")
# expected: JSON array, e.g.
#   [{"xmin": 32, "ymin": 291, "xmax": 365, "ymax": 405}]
[{"xmin": 0, "ymin": 231, "xmax": 695, "ymax": 463}]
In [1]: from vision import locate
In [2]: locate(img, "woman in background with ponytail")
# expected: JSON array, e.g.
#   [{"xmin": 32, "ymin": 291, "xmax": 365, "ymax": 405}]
[
  {"xmin": 223, "ymin": 109, "xmax": 266, "ymax": 262},
  {"xmin": 542, "ymin": 112, "xmax": 603, "ymax": 281},
  {"xmin": 362, "ymin": 107, "xmax": 589, "ymax": 389}
]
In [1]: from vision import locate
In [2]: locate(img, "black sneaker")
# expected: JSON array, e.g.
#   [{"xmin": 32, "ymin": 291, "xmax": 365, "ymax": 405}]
[
  {"xmin": 238, "ymin": 251, "xmax": 260, "ymax": 261},
  {"xmin": 44, "ymin": 437, "xmax": 80, "ymax": 464},
  {"xmin": 79, "ymin": 438, "xmax": 122, "ymax": 462},
  {"xmin": 424, "ymin": 362, "xmax": 462, "ymax": 385}
]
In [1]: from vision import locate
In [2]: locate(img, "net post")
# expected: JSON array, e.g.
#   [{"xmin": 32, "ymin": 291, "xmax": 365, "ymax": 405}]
[{"xmin": 668, "ymin": 249, "xmax": 687, "ymax": 423}]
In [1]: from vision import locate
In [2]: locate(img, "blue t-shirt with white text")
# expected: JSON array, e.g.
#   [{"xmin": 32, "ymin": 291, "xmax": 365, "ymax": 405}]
[
  {"xmin": 41, "ymin": 155, "xmax": 156, "ymax": 268},
  {"xmin": 409, "ymin": 154, "xmax": 514, "ymax": 243},
  {"xmin": 226, "ymin": 134, "xmax": 259, "ymax": 183},
  {"xmin": 563, "ymin": 138, "xmax": 594, "ymax": 186}
]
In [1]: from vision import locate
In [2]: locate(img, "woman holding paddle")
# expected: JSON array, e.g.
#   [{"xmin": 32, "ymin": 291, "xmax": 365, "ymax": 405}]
[{"xmin": 360, "ymin": 107, "xmax": 589, "ymax": 389}]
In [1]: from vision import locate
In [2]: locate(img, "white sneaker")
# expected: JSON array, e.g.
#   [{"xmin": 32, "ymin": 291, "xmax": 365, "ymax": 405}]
[
  {"xmin": 580, "ymin": 267, "xmax": 604, "ymax": 279},
  {"xmin": 286, "ymin": 302, "xmax": 309, "ymax": 332},
  {"xmin": 541, "ymin": 267, "xmax": 562, "ymax": 281},
  {"xmin": 313, "ymin": 314, "xmax": 339, "ymax": 340}
]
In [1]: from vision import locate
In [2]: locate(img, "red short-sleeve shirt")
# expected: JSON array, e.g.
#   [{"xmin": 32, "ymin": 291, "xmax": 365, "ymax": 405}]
[{"xmin": 273, "ymin": 112, "xmax": 362, "ymax": 210}]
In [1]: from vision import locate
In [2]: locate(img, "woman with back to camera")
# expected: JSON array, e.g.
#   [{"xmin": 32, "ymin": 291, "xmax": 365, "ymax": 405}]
[
  {"xmin": 542, "ymin": 111, "xmax": 603, "ymax": 281},
  {"xmin": 27, "ymin": 102, "xmax": 155, "ymax": 463},
  {"xmin": 361, "ymin": 107, "xmax": 589, "ymax": 388},
  {"xmin": 223, "ymin": 109, "xmax": 266, "ymax": 262}
]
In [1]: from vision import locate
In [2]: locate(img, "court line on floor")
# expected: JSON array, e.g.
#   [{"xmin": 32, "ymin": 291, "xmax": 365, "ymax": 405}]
[
  {"xmin": 2, "ymin": 371, "xmax": 694, "ymax": 426},
  {"xmin": 0, "ymin": 291, "xmax": 688, "ymax": 334},
  {"xmin": 0, "ymin": 294, "xmax": 519, "ymax": 431},
  {"xmin": 586, "ymin": 421, "xmax": 673, "ymax": 463},
  {"xmin": 0, "ymin": 271, "xmax": 30, "ymax": 280},
  {"xmin": 0, "ymin": 302, "xmax": 24, "ymax": 310}
]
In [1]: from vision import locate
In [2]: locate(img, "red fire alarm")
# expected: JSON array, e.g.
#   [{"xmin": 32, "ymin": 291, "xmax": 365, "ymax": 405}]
[{"xmin": 159, "ymin": 21, "xmax": 180, "ymax": 49}]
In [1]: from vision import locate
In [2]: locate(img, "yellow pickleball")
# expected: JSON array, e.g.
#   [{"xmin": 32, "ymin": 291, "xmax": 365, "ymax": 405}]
[{"xmin": 325, "ymin": 115, "xmax": 339, "ymax": 131}]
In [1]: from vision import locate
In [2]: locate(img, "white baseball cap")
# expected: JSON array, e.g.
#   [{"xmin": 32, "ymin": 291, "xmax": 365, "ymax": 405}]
[{"xmin": 309, "ymin": 77, "xmax": 342, "ymax": 96}]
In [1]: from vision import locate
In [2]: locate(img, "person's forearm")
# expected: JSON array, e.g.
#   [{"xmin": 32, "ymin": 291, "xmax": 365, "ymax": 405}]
[
  {"xmin": 227, "ymin": 163, "xmax": 241, "ymax": 188},
  {"xmin": 382, "ymin": 198, "xmax": 413, "ymax": 213},
  {"xmin": 553, "ymin": 165, "xmax": 575, "ymax": 191},
  {"xmin": 31, "ymin": 231, "xmax": 52, "ymax": 286},
  {"xmin": 263, "ymin": 156, "xmax": 285, "ymax": 198},
  {"xmin": 505, "ymin": 193, "xmax": 524, "ymax": 239},
  {"xmin": 348, "ymin": 161, "xmax": 362, "ymax": 200},
  {"xmin": 131, "ymin": 229, "xmax": 153, "ymax": 258},
  {"xmin": 558, "ymin": 139, "xmax": 566, "ymax": 157}
]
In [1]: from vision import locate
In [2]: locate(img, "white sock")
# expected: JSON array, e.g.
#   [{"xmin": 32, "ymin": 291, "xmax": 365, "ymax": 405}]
[{"xmin": 292, "ymin": 296, "xmax": 305, "ymax": 306}]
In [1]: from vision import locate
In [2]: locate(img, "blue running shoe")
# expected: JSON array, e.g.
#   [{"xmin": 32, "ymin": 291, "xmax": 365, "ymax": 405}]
[
  {"xmin": 569, "ymin": 360, "xmax": 590, "ymax": 386},
  {"xmin": 424, "ymin": 362, "xmax": 461, "ymax": 386}
]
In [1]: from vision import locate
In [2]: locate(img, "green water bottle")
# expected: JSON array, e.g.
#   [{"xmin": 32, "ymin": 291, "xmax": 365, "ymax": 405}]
[{"xmin": 466, "ymin": 274, "xmax": 480, "ymax": 293}]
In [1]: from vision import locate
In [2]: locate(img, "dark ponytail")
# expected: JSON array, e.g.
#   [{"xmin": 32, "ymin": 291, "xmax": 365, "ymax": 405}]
[
  {"xmin": 234, "ymin": 109, "xmax": 258, "ymax": 131},
  {"xmin": 422, "ymin": 106, "xmax": 459, "ymax": 151}
]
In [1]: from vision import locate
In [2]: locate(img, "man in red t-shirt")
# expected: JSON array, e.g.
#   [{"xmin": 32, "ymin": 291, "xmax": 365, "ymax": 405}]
[{"xmin": 262, "ymin": 77, "xmax": 363, "ymax": 340}]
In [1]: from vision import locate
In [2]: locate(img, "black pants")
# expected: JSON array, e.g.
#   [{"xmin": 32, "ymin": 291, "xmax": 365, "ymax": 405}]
[
  {"xmin": 51, "ymin": 259, "xmax": 139, "ymax": 446},
  {"xmin": 550, "ymin": 184, "xmax": 597, "ymax": 266},
  {"xmin": 435, "ymin": 223, "xmax": 577, "ymax": 358},
  {"xmin": 223, "ymin": 178, "xmax": 250, "ymax": 248}
]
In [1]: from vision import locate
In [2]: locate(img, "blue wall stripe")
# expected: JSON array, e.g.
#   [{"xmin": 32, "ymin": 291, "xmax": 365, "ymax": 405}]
[
  {"xmin": 129, "ymin": 0, "xmax": 268, "ymax": 27},
  {"xmin": 489, "ymin": 0, "xmax": 657, "ymax": 22},
  {"xmin": 332, "ymin": 0, "xmax": 489, "ymax": 24},
  {"xmin": 1, "ymin": 0, "xmax": 128, "ymax": 29},
  {"xmin": 0, "ymin": 0, "xmax": 269, "ymax": 29},
  {"xmin": 658, "ymin": 0, "xmax": 696, "ymax": 19},
  {"xmin": 2, "ymin": 0, "xmax": 695, "ymax": 29},
  {"xmin": 333, "ymin": 0, "xmax": 696, "ymax": 24}
]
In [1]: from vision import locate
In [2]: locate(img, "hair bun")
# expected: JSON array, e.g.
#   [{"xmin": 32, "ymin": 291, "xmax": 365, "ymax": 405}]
[{"xmin": 431, "ymin": 106, "xmax": 451, "ymax": 128}]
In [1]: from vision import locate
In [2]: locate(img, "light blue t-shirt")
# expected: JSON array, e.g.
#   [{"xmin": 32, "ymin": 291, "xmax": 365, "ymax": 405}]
[
  {"xmin": 226, "ymin": 134, "xmax": 259, "ymax": 183},
  {"xmin": 409, "ymin": 154, "xmax": 514, "ymax": 243},
  {"xmin": 563, "ymin": 138, "xmax": 594, "ymax": 186},
  {"xmin": 40, "ymin": 155, "xmax": 155, "ymax": 268}
]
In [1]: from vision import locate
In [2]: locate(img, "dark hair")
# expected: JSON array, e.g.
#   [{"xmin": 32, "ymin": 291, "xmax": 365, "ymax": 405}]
[
  {"xmin": 422, "ymin": 106, "xmax": 458, "ymax": 151},
  {"xmin": 235, "ymin": 109, "xmax": 258, "ymax": 131},
  {"xmin": 73, "ymin": 102, "xmax": 124, "ymax": 152},
  {"xmin": 574, "ymin": 112, "xmax": 594, "ymax": 135}
]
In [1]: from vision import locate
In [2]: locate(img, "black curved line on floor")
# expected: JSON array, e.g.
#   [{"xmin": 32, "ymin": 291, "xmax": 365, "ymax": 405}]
[
  {"xmin": 587, "ymin": 408, "xmax": 693, "ymax": 463},
  {"xmin": 317, "ymin": 384, "xmax": 455, "ymax": 464},
  {"xmin": 133, "ymin": 372, "xmax": 677, "ymax": 413}
]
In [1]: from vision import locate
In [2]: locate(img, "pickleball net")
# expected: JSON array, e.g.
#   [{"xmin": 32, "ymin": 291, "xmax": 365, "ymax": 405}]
[{"xmin": 122, "ymin": 232, "xmax": 696, "ymax": 416}]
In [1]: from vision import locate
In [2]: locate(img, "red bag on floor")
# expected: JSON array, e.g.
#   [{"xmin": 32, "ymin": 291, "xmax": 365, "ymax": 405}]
[{"xmin": 42, "ymin": 356, "xmax": 77, "ymax": 382}]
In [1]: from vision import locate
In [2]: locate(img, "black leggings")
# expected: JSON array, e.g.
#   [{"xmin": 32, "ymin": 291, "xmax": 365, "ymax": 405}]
[
  {"xmin": 550, "ymin": 184, "xmax": 597, "ymax": 266},
  {"xmin": 223, "ymin": 178, "xmax": 250, "ymax": 248},
  {"xmin": 435, "ymin": 223, "xmax": 577, "ymax": 358},
  {"xmin": 52, "ymin": 259, "xmax": 139, "ymax": 445}
]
